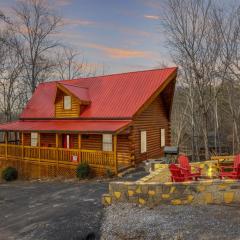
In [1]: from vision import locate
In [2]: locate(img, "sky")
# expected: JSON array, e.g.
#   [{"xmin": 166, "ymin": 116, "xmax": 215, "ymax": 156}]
[{"xmin": 0, "ymin": 0, "xmax": 173, "ymax": 74}]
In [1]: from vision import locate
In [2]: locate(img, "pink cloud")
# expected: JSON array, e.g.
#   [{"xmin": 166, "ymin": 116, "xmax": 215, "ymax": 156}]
[
  {"xmin": 85, "ymin": 43, "xmax": 153, "ymax": 59},
  {"xmin": 144, "ymin": 15, "xmax": 160, "ymax": 20}
]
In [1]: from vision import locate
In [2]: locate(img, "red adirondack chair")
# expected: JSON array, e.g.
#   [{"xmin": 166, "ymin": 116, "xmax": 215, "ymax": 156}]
[
  {"xmin": 178, "ymin": 155, "xmax": 201, "ymax": 179},
  {"xmin": 219, "ymin": 154, "xmax": 240, "ymax": 179},
  {"xmin": 169, "ymin": 164, "xmax": 194, "ymax": 182}
]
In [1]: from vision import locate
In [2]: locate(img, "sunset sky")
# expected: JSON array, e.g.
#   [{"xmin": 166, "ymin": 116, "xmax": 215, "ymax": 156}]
[{"xmin": 0, "ymin": 0, "xmax": 173, "ymax": 74}]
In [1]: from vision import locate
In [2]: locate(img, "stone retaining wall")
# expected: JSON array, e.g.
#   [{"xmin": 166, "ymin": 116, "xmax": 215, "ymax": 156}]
[{"xmin": 102, "ymin": 179, "xmax": 240, "ymax": 206}]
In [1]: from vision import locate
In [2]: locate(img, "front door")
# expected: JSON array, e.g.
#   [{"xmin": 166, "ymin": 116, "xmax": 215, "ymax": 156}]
[{"xmin": 62, "ymin": 134, "xmax": 74, "ymax": 149}]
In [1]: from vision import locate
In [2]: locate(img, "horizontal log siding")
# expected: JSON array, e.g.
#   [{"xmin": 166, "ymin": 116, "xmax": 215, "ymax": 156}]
[
  {"xmin": 132, "ymin": 95, "xmax": 170, "ymax": 163},
  {"xmin": 81, "ymin": 134, "xmax": 102, "ymax": 150},
  {"xmin": 55, "ymin": 90, "xmax": 80, "ymax": 118},
  {"xmin": 117, "ymin": 134, "xmax": 132, "ymax": 168},
  {"xmin": 23, "ymin": 133, "xmax": 31, "ymax": 146},
  {"xmin": 40, "ymin": 133, "xmax": 56, "ymax": 147}
]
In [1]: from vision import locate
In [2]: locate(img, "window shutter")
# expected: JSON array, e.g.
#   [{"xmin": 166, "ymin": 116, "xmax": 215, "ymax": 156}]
[
  {"xmin": 141, "ymin": 131, "xmax": 147, "ymax": 153},
  {"xmin": 161, "ymin": 129, "xmax": 165, "ymax": 147}
]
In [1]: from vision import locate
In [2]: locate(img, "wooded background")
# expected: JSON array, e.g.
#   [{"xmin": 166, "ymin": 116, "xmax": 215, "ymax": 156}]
[
  {"xmin": 0, "ymin": 0, "xmax": 240, "ymax": 160},
  {"xmin": 164, "ymin": 0, "xmax": 240, "ymax": 160}
]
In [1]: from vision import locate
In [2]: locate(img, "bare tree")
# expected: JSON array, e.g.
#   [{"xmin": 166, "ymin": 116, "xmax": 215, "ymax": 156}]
[
  {"xmin": 8, "ymin": 0, "xmax": 63, "ymax": 94},
  {"xmin": 163, "ymin": 0, "xmax": 228, "ymax": 159},
  {"xmin": 54, "ymin": 47, "xmax": 97, "ymax": 80},
  {"xmin": 0, "ymin": 32, "xmax": 24, "ymax": 121},
  {"xmin": 217, "ymin": 6, "xmax": 240, "ymax": 153}
]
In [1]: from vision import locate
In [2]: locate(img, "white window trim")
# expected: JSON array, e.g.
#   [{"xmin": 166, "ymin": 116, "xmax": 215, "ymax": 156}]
[
  {"xmin": 140, "ymin": 131, "xmax": 147, "ymax": 153},
  {"xmin": 161, "ymin": 128, "xmax": 165, "ymax": 147},
  {"xmin": 63, "ymin": 95, "xmax": 71, "ymax": 110},
  {"xmin": 31, "ymin": 132, "xmax": 38, "ymax": 147},
  {"xmin": 102, "ymin": 134, "xmax": 113, "ymax": 152}
]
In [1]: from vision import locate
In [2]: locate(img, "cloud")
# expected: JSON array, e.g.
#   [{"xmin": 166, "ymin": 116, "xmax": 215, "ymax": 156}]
[
  {"xmin": 144, "ymin": 15, "xmax": 160, "ymax": 20},
  {"xmin": 142, "ymin": 0, "xmax": 162, "ymax": 10},
  {"xmin": 85, "ymin": 43, "xmax": 153, "ymax": 59},
  {"xmin": 54, "ymin": 0, "xmax": 72, "ymax": 6},
  {"xmin": 63, "ymin": 17, "xmax": 95, "ymax": 26}
]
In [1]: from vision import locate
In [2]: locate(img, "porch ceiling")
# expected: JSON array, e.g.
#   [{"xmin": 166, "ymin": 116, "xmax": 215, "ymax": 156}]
[{"xmin": 0, "ymin": 119, "xmax": 132, "ymax": 133}]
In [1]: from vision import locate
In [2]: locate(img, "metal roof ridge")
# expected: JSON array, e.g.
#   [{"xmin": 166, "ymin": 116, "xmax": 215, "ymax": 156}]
[
  {"xmin": 44, "ymin": 67, "xmax": 178, "ymax": 84},
  {"xmin": 59, "ymin": 82, "xmax": 89, "ymax": 89}
]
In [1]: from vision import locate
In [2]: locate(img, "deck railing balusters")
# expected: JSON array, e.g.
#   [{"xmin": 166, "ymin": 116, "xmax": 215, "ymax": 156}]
[{"xmin": 0, "ymin": 143, "xmax": 121, "ymax": 176}]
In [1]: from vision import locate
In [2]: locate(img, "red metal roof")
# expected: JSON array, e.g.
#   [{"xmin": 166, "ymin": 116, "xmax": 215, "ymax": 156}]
[
  {"xmin": 0, "ymin": 120, "xmax": 131, "ymax": 133},
  {"xmin": 20, "ymin": 67, "xmax": 177, "ymax": 119},
  {"xmin": 58, "ymin": 83, "xmax": 91, "ymax": 103}
]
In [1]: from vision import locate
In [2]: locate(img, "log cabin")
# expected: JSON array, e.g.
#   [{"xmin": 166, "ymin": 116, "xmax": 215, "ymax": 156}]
[{"xmin": 0, "ymin": 67, "xmax": 177, "ymax": 178}]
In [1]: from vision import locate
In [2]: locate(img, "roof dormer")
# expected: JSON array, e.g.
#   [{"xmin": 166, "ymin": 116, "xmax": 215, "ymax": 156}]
[{"xmin": 54, "ymin": 83, "xmax": 91, "ymax": 118}]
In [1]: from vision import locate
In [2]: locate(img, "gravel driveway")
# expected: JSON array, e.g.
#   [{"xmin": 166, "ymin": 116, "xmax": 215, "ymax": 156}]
[
  {"xmin": 0, "ymin": 180, "xmax": 108, "ymax": 240},
  {"xmin": 101, "ymin": 203, "xmax": 240, "ymax": 240},
  {"xmin": 3, "ymin": 170, "xmax": 239, "ymax": 240}
]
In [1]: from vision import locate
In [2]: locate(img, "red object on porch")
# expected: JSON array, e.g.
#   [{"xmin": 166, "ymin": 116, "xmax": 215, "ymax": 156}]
[
  {"xmin": 178, "ymin": 155, "xmax": 201, "ymax": 178},
  {"xmin": 169, "ymin": 164, "xmax": 194, "ymax": 182},
  {"xmin": 219, "ymin": 154, "xmax": 240, "ymax": 179},
  {"xmin": 62, "ymin": 134, "xmax": 74, "ymax": 148}
]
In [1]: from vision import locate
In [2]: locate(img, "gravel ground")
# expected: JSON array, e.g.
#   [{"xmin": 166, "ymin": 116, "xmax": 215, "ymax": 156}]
[
  {"xmin": 0, "ymin": 180, "xmax": 108, "ymax": 240},
  {"xmin": 0, "ymin": 170, "xmax": 147, "ymax": 240},
  {"xmin": 101, "ymin": 203, "xmax": 240, "ymax": 240}
]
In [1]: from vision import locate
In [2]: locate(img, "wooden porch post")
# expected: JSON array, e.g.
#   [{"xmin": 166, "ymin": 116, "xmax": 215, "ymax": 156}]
[
  {"xmin": 56, "ymin": 133, "xmax": 59, "ymax": 148},
  {"xmin": 113, "ymin": 135, "xmax": 118, "ymax": 174},
  {"xmin": 21, "ymin": 132, "xmax": 24, "ymax": 175},
  {"xmin": 56, "ymin": 133, "xmax": 59, "ymax": 175},
  {"xmin": 5, "ymin": 131, "xmax": 8, "ymax": 160},
  {"xmin": 21, "ymin": 132, "xmax": 24, "ymax": 159},
  {"xmin": 38, "ymin": 132, "xmax": 41, "ymax": 178},
  {"xmin": 78, "ymin": 133, "xmax": 81, "ymax": 163}
]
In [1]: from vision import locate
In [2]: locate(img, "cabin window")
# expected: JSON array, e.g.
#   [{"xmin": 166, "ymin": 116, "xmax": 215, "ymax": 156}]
[
  {"xmin": 63, "ymin": 95, "xmax": 71, "ymax": 110},
  {"xmin": 31, "ymin": 132, "xmax": 38, "ymax": 147},
  {"xmin": 8, "ymin": 132, "xmax": 15, "ymax": 141},
  {"xmin": 140, "ymin": 131, "xmax": 147, "ymax": 153},
  {"xmin": 82, "ymin": 134, "xmax": 89, "ymax": 140},
  {"xmin": 161, "ymin": 128, "xmax": 165, "ymax": 147},
  {"xmin": 102, "ymin": 134, "xmax": 112, "ymax": 152},
  {"xmin": 0, "ymin": 132, "xmax": 4, "ymax": 143}
]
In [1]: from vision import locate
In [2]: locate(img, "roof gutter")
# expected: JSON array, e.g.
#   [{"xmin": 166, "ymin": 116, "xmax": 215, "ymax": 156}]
[{"xmin": 19, "ymin": 117, "xmax": 133, "ymax": 121}]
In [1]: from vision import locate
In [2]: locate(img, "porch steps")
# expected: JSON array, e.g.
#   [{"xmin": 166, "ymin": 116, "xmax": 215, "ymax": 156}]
[
  {"xmin": 118, "ymin": 165, "xmax": 148, "ymax": 181},
  {"xmin": 117, "ymin": 167, "xmax": 136, "ymax": 178}
]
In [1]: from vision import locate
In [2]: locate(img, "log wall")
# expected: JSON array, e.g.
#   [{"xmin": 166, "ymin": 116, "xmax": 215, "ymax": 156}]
[{"xmin": 132, "ymin": 95, "xmax": 170, "ymax": 163}]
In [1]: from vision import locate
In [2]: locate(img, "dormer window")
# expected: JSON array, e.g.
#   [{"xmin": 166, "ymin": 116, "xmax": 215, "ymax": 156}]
[{"xmin": 64, "ymin": 96, "xmax": 71, "ymax": 110}]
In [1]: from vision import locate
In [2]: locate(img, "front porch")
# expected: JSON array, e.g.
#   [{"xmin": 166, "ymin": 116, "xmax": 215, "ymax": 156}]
[{"xmin": 0, "ymin": 131, "xmax": 132, "ymax": 178}]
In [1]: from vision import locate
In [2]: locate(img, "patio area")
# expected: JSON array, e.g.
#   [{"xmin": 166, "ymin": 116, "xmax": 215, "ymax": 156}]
[{"xmin": 102, "ymin": 156, "xmax": 240, "ymax": 206}]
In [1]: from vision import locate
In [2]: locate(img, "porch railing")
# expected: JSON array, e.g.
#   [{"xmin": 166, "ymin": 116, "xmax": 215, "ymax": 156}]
[{"xmin": 0, "ymin": 144, "xmax": 117, "ymax": 173}]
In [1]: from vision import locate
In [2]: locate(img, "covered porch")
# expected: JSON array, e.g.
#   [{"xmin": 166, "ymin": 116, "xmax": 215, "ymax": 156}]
[{"xmin": 0, "ymin": 120, "xmax": 133, "ymax": 178}]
